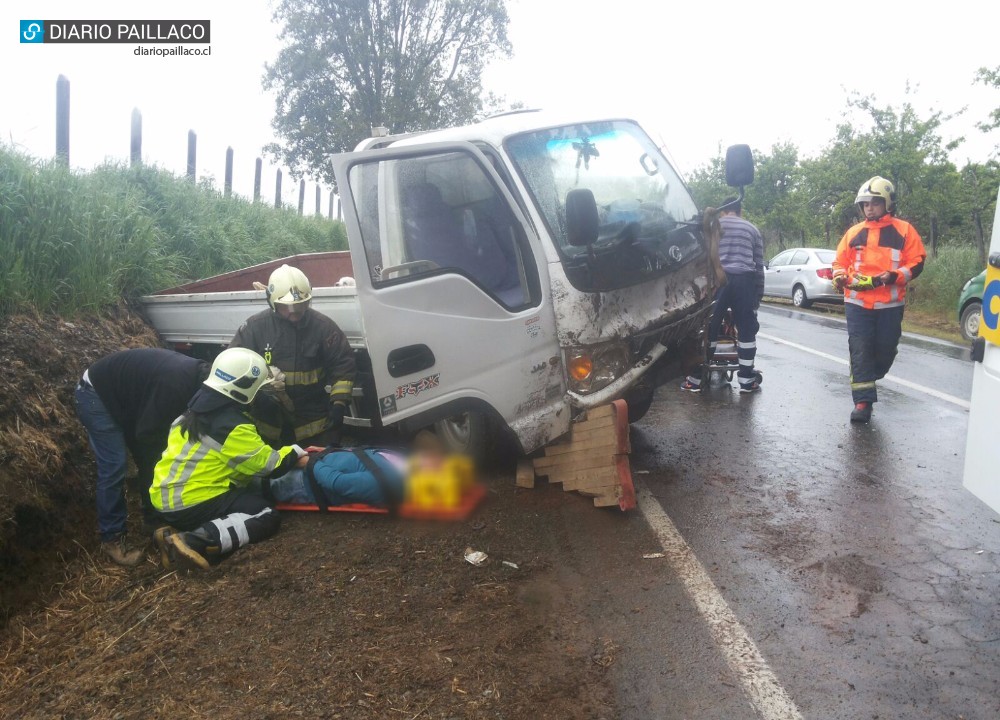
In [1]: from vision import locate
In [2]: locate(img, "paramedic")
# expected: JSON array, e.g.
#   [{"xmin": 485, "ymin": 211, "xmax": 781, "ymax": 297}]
[
  {"xmin": 832, "ymin": 176, "xmax": 926, "ymax": 423},
  {"xmin": 150, "ymin": 348, "xmax": 309, "ymax": 570},
  {"xmin": 230, "ymin": 264, "xmax": 356, "ymax": 446},
  {"xmin": 74, "ymin": 348, "xmax": 209, "ymax": 566}
]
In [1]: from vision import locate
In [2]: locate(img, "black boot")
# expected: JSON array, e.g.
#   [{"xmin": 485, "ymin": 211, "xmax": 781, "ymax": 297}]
[
  {"xmin": 169, "ymin": 527, "xmax": 221, "ymax": 570},
  {"xmin": 850, "ymin": 402, "xmax": 873, "ymax": 423}
]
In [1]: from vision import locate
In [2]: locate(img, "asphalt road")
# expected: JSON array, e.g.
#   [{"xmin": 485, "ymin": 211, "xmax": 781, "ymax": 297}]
[{"xmin": 594, "ymin": 303, "xmax": 999, "ymax": 720}]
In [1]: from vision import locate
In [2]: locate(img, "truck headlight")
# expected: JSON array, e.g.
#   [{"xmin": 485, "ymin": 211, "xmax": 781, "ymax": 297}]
[{"xmin": 565, "ymin": 342, "xmax": 630, "ymax": 394}]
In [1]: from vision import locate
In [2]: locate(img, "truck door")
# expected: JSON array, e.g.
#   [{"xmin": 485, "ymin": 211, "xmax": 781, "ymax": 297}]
[
  {"xmin": 962, "ymin": 189, "xmax": 1000, "ymax": 515},
  {"xmin": 330, "ymin": 141, "xmax": 565, "ymax": 453}
]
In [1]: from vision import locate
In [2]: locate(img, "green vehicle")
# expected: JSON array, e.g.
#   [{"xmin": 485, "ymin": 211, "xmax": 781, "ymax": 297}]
[{"xmin": 957, "ymin": 269, "xmax": 986, "ymax": 341}]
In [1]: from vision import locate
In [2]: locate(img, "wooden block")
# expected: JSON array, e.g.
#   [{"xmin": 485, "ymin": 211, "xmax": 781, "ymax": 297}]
[
  {"xmin": 581, "ymin": 404, "xmax": 613, "ymax": 420},
  {"xmin": 535, "ymin": 453, "xmax": 614, "ymax": 476},
  {"xmin": 555, "ymin": 465, "xmax": 618, "ymax": 490},
  {"xmin": 534, "ymin": 450, "xmax": 616, "ymax": 473},
  {"xmin": 569, "ymin": 415, "xmax": 615, "ymax": 435},
  {"xmin": 515, "ymin": 460, "xmax": 535, "ymax": 489},
  {"xmin": 541, "ymin": 436, "xmax": 616, "ymax": 458},
  {"xmin": 593, "ymin": 492, "xmax": 622, "ymax": 508}
]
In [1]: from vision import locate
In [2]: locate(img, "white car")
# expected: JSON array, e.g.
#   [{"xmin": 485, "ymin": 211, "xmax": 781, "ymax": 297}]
[{"xmin": 763, "ymin": 247, "xmax": 842, "ymax": 308}]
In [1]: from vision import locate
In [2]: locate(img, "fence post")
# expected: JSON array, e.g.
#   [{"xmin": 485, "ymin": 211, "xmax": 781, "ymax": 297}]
[
  {"xmin": 315, "ymin": 184, "xmax": 321, "ymax": 216},
  {"xmin": 328, "ymin": 191, "xmax": 334, "ymax": 220},
  {"xmin": 337, "ymin": 196, "xmax": 342, "ymax": 221},
  {"xmin": 224, "ymin": 147, "xmax": 233, "ymax": 197},
  {"xmin": 130, "ymin": 108, "xmax": 142, "ymax": 167},
  {"xmin": 298, "ymin": 179, "xmax": 305, "ymax": 215},
  {"xmin": 275, "ymin": 169, "xmax": 283, "ymax": 208},
  {"xmin": 56, "ymin": 75, "xmax": 70, "ymax": 166},
  {"xmin": 186, "ymin": 130, "xmax": 197, "ymax": 182},
  {"xmin": 254, "ymin": 158, "xmax": 262, "ymax": 202},
  {"xmin": 930, "ymin": 215, "xmax": 938, "ymax": 258}
]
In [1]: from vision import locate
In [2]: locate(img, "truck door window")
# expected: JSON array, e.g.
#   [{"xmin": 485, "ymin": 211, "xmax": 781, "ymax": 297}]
[{"xmin": 349, "ymin": 151, "xmax": 538, "ymax": 309}]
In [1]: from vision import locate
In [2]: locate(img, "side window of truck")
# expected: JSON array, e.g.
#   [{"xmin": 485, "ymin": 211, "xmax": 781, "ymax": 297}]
[{"xmin": 354, "ymin": 152, "xmax": 538, "ymax": 310}]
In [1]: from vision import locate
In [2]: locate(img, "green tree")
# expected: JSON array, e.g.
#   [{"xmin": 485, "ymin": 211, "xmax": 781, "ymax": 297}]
[
  {"xmin": 802, "ymin": 90, "xmax": 963, "ymax": 240},
  {"xmin": 975, "ymin": 65, "xmax": 1000, "ymax": 132},
  {"xmin": 264, "ymin": 0, "xmax": 512, "ymax": 184}
]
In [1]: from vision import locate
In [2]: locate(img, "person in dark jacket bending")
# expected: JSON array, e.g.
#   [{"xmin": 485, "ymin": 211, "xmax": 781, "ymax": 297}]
[
  {"xmin": 74, "ymin": 348, "xmax": 209, "ymax": 566},
  {"xmin": 229, "ymin": 264, "xmax": 356, "ymax": 447}
]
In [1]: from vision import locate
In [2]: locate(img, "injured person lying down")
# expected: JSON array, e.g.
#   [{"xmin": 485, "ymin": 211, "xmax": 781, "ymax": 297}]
[{"xmin": 253, "ymin": 446, "xmax": 409, "ymax": 509}]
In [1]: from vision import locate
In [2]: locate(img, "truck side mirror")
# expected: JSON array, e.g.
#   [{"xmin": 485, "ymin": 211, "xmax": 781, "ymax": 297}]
[
  {"xmin": 725, "ymin": 144, "xmax": 754, "ymax": 187},
  {"xmin": 566, "ymin": 188, "xmax": 599, "ymax": 247}
]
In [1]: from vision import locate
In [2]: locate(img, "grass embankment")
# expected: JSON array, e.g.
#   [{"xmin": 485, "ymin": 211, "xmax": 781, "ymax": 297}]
[{"xmin": 0, "ymin": 146, "xmax": 347, "ymax": 319}]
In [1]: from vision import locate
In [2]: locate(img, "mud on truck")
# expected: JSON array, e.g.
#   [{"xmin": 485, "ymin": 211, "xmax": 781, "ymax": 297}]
[{"xmin": 141, "ymin": 110, "xmax": 754, "ymax": 459}]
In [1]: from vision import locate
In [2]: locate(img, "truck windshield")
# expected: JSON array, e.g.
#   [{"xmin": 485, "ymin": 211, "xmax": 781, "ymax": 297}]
[{"xmin": 506, "ymin": 120, "xmax": 703, "ymax": 292}]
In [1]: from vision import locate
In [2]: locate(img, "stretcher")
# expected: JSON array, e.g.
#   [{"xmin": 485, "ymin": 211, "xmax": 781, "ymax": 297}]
[{"xmin": 703, "ymin": 308, "xmax": 740, "ymax": 385}]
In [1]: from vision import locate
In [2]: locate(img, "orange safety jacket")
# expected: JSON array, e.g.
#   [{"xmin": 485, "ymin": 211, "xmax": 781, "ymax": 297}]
[{"xmin": 832, "ymin": 215, "xmax": 926, "ymax": 309}]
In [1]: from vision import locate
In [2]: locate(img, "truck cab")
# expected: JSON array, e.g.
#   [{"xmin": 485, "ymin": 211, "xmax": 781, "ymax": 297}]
[{"xmin": 331, "ymin": 110, "xmax": 751, "ymax": 456}]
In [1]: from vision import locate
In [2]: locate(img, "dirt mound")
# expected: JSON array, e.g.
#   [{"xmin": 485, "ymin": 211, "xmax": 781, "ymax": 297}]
[{"xmin": 0, "ymin": 309, "xmax": 161, "ymax": 623}]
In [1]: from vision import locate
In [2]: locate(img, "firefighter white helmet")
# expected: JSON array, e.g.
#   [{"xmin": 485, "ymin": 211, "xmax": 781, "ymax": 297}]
[
  {"xmin": 855, "ymin": 176, "xmax": 896, "ymax": 213},
  {"xmin": 266, "ymin": 264, "xmax": 313, "ymax": 310},
  {"xmin": 204, "ymin": 348, "xmax": 273, "ymax": 404}
]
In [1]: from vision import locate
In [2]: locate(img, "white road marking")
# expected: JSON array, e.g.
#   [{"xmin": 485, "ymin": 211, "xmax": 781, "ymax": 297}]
[
  {"xmin": 758, "ymin": 332, "xmax": 971, "ymax": 410},
  {"xmin": 637, "ymin": 485, "xmax": 804, "ymax": 720}
]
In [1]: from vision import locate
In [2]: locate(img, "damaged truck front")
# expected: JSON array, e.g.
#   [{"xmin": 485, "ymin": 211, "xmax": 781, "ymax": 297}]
[{"xmin": 331, "ymin": 110, "xmax": 753, "ymax": 457}]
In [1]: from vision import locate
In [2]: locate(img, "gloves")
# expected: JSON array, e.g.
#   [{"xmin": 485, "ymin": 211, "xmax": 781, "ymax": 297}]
[
  {"xmin": 267, "ymin": 366, "xmax": 286, "ymax": 392},
  {"xmin": 326, "ymin": 402, "xmax": 347, "ymax": 447},
  {"xmin": 846, "ymin": 274, "xmax": 877, "ymax": 291},
  {"xmin": 832, "ymin": 274, "xmax": 847, "ymax": 292}
]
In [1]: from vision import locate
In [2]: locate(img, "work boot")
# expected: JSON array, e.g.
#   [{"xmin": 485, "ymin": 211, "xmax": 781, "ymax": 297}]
[
  {"xmin": 101, "ymin": 536, "xmax": 144, "ymax": 567},
  {"xmin": 850, "ymin": 402, "xmax": 873, "ymax": 424},
  {"xmin": 168, "ymin": 528, "xmax": 220, "ymax": 571},
  {"xmin": 153, "ymin": 526, "xmax": 176, "ymax": 569}
]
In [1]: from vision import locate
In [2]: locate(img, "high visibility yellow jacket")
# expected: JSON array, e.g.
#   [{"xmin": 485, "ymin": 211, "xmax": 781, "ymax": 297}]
[
  {"xmin": 833, "ymin": 215, "xmax": 926, "ymax": 309},
  {"xmin": 150, "ymin": 405, "xmax": 301, "ymax": 512}
]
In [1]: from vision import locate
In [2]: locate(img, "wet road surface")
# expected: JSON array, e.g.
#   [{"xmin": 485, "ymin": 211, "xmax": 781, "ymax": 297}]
[{"xmin": 609, "ymin": 304, "xmax": 999, "ymax": 719}]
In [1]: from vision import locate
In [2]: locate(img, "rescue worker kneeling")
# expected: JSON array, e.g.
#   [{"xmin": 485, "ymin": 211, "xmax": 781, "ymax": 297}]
[{"xmin": 151, "ymin": 348, "xmax": 310, "ymax": 570}]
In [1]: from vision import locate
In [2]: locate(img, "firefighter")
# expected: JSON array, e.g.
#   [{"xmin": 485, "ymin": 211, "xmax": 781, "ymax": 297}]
[
  {"xmin": 150, "ymin": 348, "xmax": 310, "ymax": 570},
  {"xmin": 832, "ymin": 176, "xmax": 926, "ymax": 423},
  {"xmin": 74, "ymin": 348, "xmax": 209, "ymax": 566},
  {"xmin": 230, "ymin": 264, "xmax": 356, "ymax": 446}
]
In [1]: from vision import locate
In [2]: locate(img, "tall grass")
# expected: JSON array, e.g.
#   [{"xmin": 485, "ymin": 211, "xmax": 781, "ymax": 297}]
[
  {"xmin": 0, "ymin": 146, "xmax": 346, "ymax": 318},
  {"xmin": 909, "ymin": 245, "xmax": 985, "ymax": 315}
]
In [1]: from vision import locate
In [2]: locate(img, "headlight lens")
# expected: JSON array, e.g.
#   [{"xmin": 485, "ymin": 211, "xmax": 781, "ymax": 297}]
[{"xmin": 565, "ymin": 342, "xmax": 630, "ymax": 394}]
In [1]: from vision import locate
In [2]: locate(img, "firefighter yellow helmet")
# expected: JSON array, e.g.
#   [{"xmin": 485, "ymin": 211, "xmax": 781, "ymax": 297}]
[
  {"xmin": 855, "ymin": 176, "xmax": 895, "ymax": 212},
  {"xmin": 204, "ymin": 348, "xmax": 273, "ymax": 404},
  {"xmin": 266, "ymin": 264, "xmax": 312, "ymax": 310}
]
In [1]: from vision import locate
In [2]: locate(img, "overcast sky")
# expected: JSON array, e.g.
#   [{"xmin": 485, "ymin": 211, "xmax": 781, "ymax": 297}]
[{"xmin": 2, "ymin": 0, "xmax": 998, "ymax": 207}]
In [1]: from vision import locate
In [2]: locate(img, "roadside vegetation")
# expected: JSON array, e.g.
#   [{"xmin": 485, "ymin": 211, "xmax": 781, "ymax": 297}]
[{"xmin": 0, "ymin": 146, "xmax": 347, "ymax": 319}]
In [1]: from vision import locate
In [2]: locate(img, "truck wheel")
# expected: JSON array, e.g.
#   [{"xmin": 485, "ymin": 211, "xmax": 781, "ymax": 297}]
[
  {"xmin": 623, "ymin": 386, "xmax": 654, "ymax": 424},
  {"xmin": 960, "ymin": 301, "xmax": 982, "ymax": 342},
  {"xmin": 434, "ymin": 411, "xmax": 491, "ymax": 462}
]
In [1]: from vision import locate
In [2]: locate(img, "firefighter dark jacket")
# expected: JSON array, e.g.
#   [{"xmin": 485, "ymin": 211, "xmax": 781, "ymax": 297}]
[{"xmin": 230, "ymin": 308, "xmax": 356, "ymax": 442}]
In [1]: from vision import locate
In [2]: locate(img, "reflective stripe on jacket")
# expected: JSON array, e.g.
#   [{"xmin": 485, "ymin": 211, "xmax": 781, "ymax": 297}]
[
  {"xmin": 833, "ymin": 216, "xmax": 926, "ymax": 309},
  {"xmin": 150, "ymin": 406, "xmax": 299, "ymax": 512},
  {"xmin": 230, "ymin": 308, "xmax": 356, "ymax": 442}
]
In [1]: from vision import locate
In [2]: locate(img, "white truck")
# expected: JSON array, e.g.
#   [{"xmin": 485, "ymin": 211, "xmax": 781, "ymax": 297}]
[
  {"xmin": 962, "ymin": 184, "xmax": 1000, "ymax": 515},
  {"xmin": 141, "ymin": 110, "xmax": 754, "ymax": 458}
]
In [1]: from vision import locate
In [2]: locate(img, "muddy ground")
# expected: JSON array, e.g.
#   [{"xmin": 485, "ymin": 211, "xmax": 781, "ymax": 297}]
[{"xmin": 0, "ymin": 311, "xmax": 618, "ymax": 719}]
